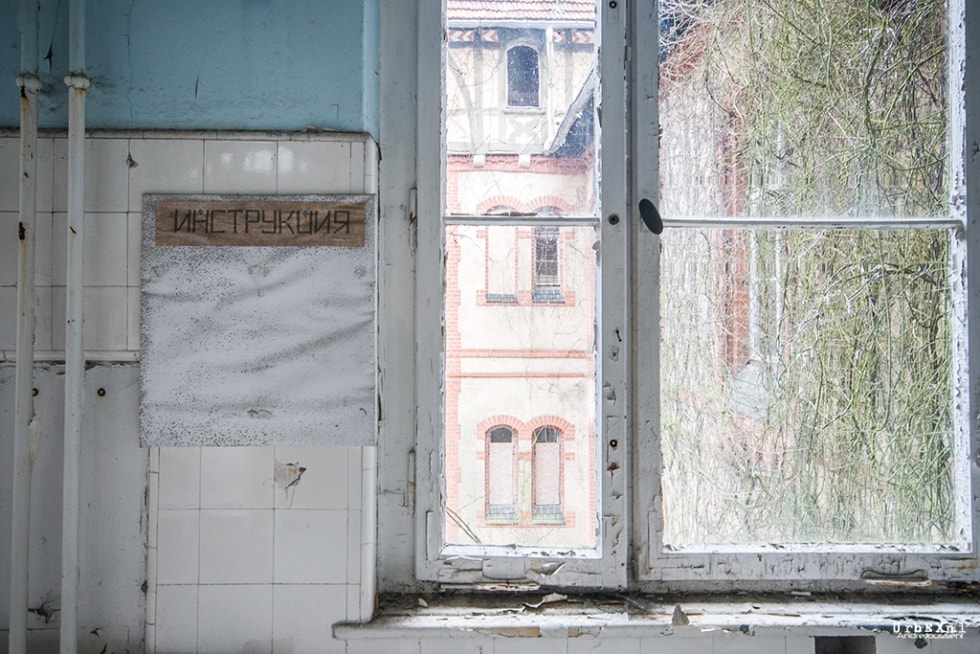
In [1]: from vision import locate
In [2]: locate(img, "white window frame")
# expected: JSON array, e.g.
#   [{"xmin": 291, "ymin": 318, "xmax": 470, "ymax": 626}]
[
  {"xmin": 415, "ymin": 0, "xmax": 628, "ymax": 589},
  {"xmin": 631, "ymin": 0, "xmax": 980, "ymax": 591},
  {"xmin": 395, "ymin": 0, "xmax": 980, "ymax": 595}
]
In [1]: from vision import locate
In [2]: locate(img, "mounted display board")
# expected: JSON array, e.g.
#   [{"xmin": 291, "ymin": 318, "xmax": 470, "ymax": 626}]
[{"xmin": 140, "ymin": 194, "xmax": 376, "ymax": 447}]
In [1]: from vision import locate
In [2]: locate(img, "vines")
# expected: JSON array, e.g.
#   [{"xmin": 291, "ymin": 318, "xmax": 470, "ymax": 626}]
[{"xmin": 658, "ymin": 0, "xmax": 953, "ymax": 545}]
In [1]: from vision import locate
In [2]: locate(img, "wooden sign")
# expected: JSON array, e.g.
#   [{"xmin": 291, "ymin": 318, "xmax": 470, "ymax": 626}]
[{"xmin": 154, "ymin": 198, "xmax": 366, "ymax": 247}]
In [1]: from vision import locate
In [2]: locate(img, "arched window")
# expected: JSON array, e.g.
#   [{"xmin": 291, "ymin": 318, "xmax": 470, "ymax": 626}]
[
  {"xmin": 532, "ymin": 426, "xmax": 564, "ymax": 523},
  {"xmin": 486, "ymin": 426, "xmax": 517, "ymax": 522},
  {"xmin": 507, "ymin": 45, "xmax": 540, "ymax": 107}
]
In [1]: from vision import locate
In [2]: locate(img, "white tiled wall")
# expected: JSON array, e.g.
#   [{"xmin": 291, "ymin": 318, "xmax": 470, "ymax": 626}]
[
  {"xmin": 148, "ymin": 445, "xmax": 362, "ymax": 654},
  {"xmin": 2, "ymin": 131, "xmax": 377, "ymax": 654},
  {"xmin": 0, "ymin": 130, "xmax": 378, "ymax": 361}
]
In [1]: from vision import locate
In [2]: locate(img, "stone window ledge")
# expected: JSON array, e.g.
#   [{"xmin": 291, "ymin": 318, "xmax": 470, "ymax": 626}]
[{"xmin": 334, "ymin": 593, "xmax": 980, "ymax": 640}]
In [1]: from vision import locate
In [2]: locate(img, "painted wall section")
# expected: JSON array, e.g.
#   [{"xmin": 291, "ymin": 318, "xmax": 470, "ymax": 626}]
[{"xmin": 0, "ymin": 0, "xmax": 379, "ymax": 135}]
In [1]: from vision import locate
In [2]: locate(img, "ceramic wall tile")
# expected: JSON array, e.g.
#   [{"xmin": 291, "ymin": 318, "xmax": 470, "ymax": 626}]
[
  {"xmin": 158, "ymin": 447, "xmax": 201, "ymax": 510},
  {"xmin": 199, "ymin": 509, "xmax": 274, "ymax": 584},
  {"xmin": 0, "ymin": 212, "xmax": 16, "ymax": 286},
  {"xmin": 204, "ymin": 141, "xmax": 277, "ymax": 194},
  {"xmin": 0, "ymin": 139, "xmax": 19, "ymax": 211},
  {"xmin": 272, "ymin": 585, "xmax": 348, "ymax": 654},
  {"xmin": 0, "ymin": 287, "xmax": 15, "ymax": 350},
  {"xmin": 156, "ymin": 509, "xmax": 200, "ymax": 585},
  {"xmin": 273, "ymin": 446, "xmax": 349, "ymax": 510},
  {"xmin": 197, "ymin": 584, "xmax": 273, "ymax": 654},
  {"xmin": 276, "ymin": 141, "xmax": 351, "ymax": 194},
  {"xmin": 84, "ymin": 139, "xmax": 131, "ymax": 213},
  {"xmin": 200, "ymin": 446, "xmax": 275, "ymax": 509},
  {"xmin": 568, "ymin": 638, "xmax": 642, "ymax": 654},
  {"xmin": 154, "ymin": 584, "xmax": 199, "ymax": 654},
  {"xmin": 273, "ymin": 509, "xmax": 347, "ymax": 584},
  {"xmin": 128, "ymin": 139, "xmax": 205, "ymax": 211}
]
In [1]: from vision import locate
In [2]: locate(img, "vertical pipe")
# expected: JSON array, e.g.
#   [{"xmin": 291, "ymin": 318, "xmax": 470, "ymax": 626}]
[
  {"xmin": 358, "ymin": 446, "xmax": 378, "ymax": 621},
  {"xmin": 9, "ymin": 1, "xmax": 41, "ymax": 652},
  {"xmin": 62, "ymin": 0, "xmax": 88, "ymax": 650}
]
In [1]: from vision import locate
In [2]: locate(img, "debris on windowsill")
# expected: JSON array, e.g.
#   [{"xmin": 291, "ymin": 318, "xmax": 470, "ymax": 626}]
[
  {"xmin": 335, "ymin": 591, "xmax": 980, "ymax": 641},
  {"xmin": 671, "ymin": 604, "xmax": 690, "ymax": 626},
  {"xmin": 524, "ymin": 592, "xmax": 568, "ymax": 610}
]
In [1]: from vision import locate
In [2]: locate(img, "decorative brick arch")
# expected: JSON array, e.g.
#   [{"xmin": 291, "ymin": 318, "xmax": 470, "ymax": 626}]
[
  {"xmin": 527, "ymin": 415, "xmax": 574, "ymax": 437},
  {"xmin": 476, "ymin": 415, "xmax": 525, "ymax": 442},
  {"xmin": 476, "ymin": 196, "xmax": 527, "ymax": 215},
  {"xmin": 529, "ymin": 196, "xmax": 576, "ymax": 216}
]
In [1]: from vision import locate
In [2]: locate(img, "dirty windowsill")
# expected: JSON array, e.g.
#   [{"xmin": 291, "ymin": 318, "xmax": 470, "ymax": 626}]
[{"xmin": 334, "ymin": 592, "xmax": 980, "ymax": 639}]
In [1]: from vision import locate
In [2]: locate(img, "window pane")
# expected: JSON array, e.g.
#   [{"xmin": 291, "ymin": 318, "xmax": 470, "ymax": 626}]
[
  {"xmin": 446, "ymin": 1, "xmax": 598, "ymax": 217},
  {"xmin": 534, "ymin": 226, "xmax": 561, "ymax": 290},
  {"xmin": 658, "ymin": 0, "xmax": 955, "ymax": 546},
  {"xmin": 533, "ymin": 426, "xmax": 564, "ymax": 522},
  {"xmin": 661, "ymin": 228, "xmax": 954, "ymax": 545},
  {"xmin": 444, "ymin": 224, "xmax": 597, "ymax": 549},
  {"xmin": 659, "ymin": 0, "xmax": 947, "ymax": 220},
  {"xmin": 508, "ymin": 46, "xmax": 540, "ymax": 107},
  {"xmin": 487, "ymin": 427, "xmax": 517, "ymax": 522}
]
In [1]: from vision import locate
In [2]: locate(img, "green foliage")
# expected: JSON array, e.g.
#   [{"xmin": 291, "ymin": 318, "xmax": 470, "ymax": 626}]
[{"xmin": 659, "ymin": 0, "xmax": 954, "ymax": 545}]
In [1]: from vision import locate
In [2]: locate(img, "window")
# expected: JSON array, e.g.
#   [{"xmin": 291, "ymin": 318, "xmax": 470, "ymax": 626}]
[
  {"xmin": 486, "ymin": 426, "xmax": 517, "ymax": 523},
  {"xmin": 634, "ymin": 0, "xmax": 975, "ymax": 589},
  {"xmin": 507, "ymin": 45, "xmax": 540, "ymax": 107},
  {"xmin": 532, "ymin": 226, "xmax": 562, "ymax": 302},
  {"xmin": 410, "ymin": 0, "xmax": 979, "ymax": 593},
  {"xmin": 532, "ymin": 426, "xmax": 564, "ymax": 523},
  {"xmin": 418, "ymin": 0, "xmax": 624, "ymax": 587}
]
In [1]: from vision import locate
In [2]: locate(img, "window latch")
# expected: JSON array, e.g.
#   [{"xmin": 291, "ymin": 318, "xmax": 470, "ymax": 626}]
[{"xmin": 639, "ymin": 198, "xmax": 663, "ymax": 234}]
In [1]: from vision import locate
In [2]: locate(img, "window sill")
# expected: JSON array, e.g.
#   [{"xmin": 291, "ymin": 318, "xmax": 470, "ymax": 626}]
[{"xmin": 334, "ymin": 593, "xmax": 980, "ymax": 640}]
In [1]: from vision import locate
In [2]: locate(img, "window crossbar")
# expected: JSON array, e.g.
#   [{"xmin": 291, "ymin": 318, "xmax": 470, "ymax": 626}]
[{"xmin": 663, "ymin": 215, "xmax": 962, "ymax": 230}]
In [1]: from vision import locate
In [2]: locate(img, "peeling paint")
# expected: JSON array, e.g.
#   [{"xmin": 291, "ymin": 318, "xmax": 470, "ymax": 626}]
[{"xmin": 275, "ymin": 461, "xmax": 307, "ymax": 491}]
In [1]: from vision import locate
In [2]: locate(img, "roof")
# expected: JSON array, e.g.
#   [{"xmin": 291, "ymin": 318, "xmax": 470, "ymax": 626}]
[{"xmin": 447, "ymin": 0, "xmax": 596, "ymax": 24}]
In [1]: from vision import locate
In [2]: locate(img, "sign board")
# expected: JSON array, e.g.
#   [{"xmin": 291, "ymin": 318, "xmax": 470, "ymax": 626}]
[
  {"xmin": 154, "ymin": 199, "xmax": 366, "ymax": 247},
  {"xmin": 139, "ymin": 194, "xmax": 376, "ymax": 447}
]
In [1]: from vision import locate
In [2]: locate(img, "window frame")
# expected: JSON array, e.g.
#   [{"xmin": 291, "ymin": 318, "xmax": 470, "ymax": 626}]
[
  {"xmin": 630, "ymin": 0, "xmax": 980, "ymax": 591},
  {"xmin": 404, "ymin": 0, "xmax": 980, "ymax": 595},
  {"xmin": 415, "ymin": 0, "xmax": 628, "ymax": 589}
]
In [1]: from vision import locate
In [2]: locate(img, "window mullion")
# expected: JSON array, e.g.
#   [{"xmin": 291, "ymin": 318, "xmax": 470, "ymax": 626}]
[
  {"xmin": 630, "ymin": 0, "xmax": 663, "ymax": 583},
  {"xmin": 598, "ymin": 0, "xmax": 629, "ymax": 588},
  {"xmin": 415, "ymin": 0, "xmax": 447, "ymax": 583}
]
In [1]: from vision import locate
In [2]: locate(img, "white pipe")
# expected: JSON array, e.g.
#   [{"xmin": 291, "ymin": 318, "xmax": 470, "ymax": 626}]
[
  {"xmin": 358, "ymin": 446, "xmax": 378, "ymax": 621},
  {"xmin": 9, "ymin": 0, "xmax": 42, "ymax": 651},
  {"xmin": 62, "ymin": 0, "xmax": 88, "ymax": 649}
]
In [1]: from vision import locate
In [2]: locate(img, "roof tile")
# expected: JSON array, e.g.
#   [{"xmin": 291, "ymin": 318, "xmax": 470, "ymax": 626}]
[{"xmin": 447, "ymin": 0, "xmax": 596, "ymax": 23}]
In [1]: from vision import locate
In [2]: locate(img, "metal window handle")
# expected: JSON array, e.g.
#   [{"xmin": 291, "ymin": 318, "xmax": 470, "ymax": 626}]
[{"xmin": 639, "ymin": 198, "xmax": 663, "ymax": 234}]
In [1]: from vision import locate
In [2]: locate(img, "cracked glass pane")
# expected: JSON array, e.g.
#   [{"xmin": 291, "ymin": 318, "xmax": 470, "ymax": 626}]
[{"xmin": 658, "ymin": 0, "xmax": 956, "ymax": 546}]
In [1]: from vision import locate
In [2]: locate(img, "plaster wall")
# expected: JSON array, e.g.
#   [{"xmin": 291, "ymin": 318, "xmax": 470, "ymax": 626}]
[{"xmin": 0, "ymin": 1, "xmax": 379, "ymax": 135}]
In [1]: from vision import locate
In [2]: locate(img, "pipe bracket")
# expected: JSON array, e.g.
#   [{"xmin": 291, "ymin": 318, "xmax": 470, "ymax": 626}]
[
  {"xmin": 64, "ymin": 74, "xmax": 91, "ymax": 91},
  {"xmin": 16, "ymin": 74, "xmax": 44, "ymax": 93}
]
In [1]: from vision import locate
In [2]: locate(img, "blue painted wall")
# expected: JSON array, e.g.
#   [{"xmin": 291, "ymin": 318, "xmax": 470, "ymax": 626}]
[{"xmin": 0, "ymin": 0, "xmax": 379, "ymax": 135}]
